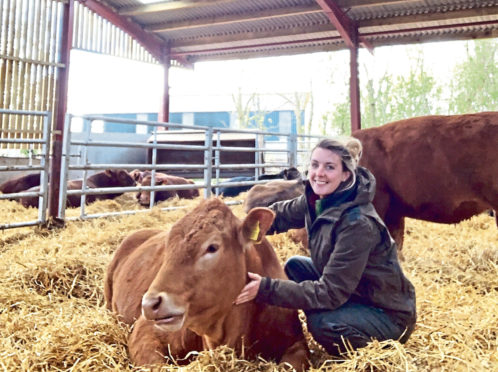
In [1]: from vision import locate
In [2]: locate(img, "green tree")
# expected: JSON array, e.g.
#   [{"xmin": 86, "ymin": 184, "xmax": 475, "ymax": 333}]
[
  {"xmin": 329, "ymin": 101, "xmax": 351, "ymax": 135},
  {"xmin": 388, "ymin": 53, "xmax": 442, "ymax": 121},
  {"xmin": 448, "ymin": 39, "xmax": 498, "ymax": 113},
  {"xmin": 328, "ymin": 47, "xmax": 442, "ymax": 131},
  {"xmin": 361, "ymin": 72, "xmax": 393, "ymax": 128}
]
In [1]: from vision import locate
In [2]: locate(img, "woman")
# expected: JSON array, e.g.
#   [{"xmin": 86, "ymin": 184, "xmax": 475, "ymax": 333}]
[{"xmin": 235, "ymin": 137, "xmax": 416, "ymax": 356}]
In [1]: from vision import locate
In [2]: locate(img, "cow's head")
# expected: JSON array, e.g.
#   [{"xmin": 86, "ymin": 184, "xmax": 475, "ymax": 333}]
[
  {"xmin": 141, "ymin": 198, "xmax": 274, "ymax": 335},
  {"xmin": 136, "ymin": 175, "xmax": 176, "ymax": 206},
  {"xmin": 282, "ymin": 167, "xmax": 301, "ymax": 180},
  {"xmin": 104, "ymin": 169, "xmax": 136, "ymax": 187},
  {"xmin": 129, "ymin": 169, "xmax": 144, "ymax": 183}
]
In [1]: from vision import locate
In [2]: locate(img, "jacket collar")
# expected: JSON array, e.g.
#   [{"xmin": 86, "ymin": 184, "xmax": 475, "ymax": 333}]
[{"xmin": 305, "ymin": 166, "xmax": 376, "ymax": 220}]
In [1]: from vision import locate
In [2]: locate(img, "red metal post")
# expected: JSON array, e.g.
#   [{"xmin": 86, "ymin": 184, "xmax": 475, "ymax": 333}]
[
  {"xmin": 49, "ymin": 0, "xmax": 74, "ymax": 219},
  {"xmin": 158, "ymin": 52, "xmax": 170, "ymax": 123},
  {"xmin": 349, "ymin": 31, "xmax": 361, "ymax": 132}
]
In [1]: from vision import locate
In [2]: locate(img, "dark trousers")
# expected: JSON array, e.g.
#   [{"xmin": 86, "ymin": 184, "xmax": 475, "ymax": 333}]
[{"xmin": 284, "ymin": 256, "xmax": 412, "ymax": 356}]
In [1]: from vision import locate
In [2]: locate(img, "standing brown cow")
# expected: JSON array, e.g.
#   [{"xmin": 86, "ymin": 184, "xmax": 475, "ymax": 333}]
[
  {"xmin": 353, "ymin": 112, "xmax": 498, "ymax": 250},
  {"xmin": 104, "ymin": 198, "xmax": 309, "ymax": 370}
]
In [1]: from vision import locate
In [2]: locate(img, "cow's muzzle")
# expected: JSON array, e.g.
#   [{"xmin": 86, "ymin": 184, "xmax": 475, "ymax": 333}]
[{"xmin": 141, "ymin": 291, "xmax": 186, "ymax": 332}]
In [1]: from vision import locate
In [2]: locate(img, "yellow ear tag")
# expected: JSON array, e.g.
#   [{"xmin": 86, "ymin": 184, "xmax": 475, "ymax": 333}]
[{"xmin": 249, "ymin": 221, "xmax": 261, "ymax": 243}]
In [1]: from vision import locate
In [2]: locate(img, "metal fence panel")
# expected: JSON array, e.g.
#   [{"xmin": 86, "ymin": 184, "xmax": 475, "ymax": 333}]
[{"xmin": 0, "ymin": 109, "xmax": 51, "ymax": 229}]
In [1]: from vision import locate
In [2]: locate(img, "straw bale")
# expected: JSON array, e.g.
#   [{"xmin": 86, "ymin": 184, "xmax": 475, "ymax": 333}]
[{"xmin": 0, "ymin": 196, "xmax": 497, "ymax": 371}]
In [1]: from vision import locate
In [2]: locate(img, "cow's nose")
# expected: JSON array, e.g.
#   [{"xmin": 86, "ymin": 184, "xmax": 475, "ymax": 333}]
[
  {"xmin": 141, "ymin": 291, "xmax": 185, "ymax": 321},
  {"xmin": 142, "ymin": 293, "xmax": 162, "ymax": 319}
]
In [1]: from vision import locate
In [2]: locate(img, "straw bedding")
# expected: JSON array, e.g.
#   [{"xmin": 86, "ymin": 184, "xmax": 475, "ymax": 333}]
[{"xmin": 0, "ymin": 193, "xmax": 496, "ymax": 371}]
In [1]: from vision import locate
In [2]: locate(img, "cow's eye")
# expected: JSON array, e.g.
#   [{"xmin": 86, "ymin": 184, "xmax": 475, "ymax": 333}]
[{"xmin": 205, "ymin": 244, "xmax": 219, "ymax": 254}]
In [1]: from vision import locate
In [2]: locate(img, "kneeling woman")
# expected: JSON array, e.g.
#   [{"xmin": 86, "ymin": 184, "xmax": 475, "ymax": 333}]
[{"xmin": 236, "ymin": 137, "xmax": 416, "ymax": 356}]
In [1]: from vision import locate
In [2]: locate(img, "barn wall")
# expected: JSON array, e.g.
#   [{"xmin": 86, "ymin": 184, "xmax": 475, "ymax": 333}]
[
  {"xmin": 0, "ymin": 0, "xmax": 158, "ymax": 151},
  {"xmin": 0, "ymin": 0, "xmax": 63, "ymax": 149}
]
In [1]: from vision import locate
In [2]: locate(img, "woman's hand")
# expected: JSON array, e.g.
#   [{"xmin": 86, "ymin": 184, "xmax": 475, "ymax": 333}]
[{"xmin": 234, "ymin": 272, "xmax": 262, "ymax": 305}]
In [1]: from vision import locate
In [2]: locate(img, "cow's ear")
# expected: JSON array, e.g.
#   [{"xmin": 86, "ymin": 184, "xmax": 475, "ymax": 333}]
[{"xmin": 240, "ymin": 207, "xmax": 275, "ymax": 244}]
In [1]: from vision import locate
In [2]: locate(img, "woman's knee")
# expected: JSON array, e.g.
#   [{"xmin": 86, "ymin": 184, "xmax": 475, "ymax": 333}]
[
  {"xmin": 284, "ymin": 256, "xmax": 303, "ymax": 278},
  {"xmin": 306, "ymin": 312, "xmax": 371, "ymax": 355},
  {"xmin": 284, "ymin": 256, "xmax": 318, "ymax": 282}
]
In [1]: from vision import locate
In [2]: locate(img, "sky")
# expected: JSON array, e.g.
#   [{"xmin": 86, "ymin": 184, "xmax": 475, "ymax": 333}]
[{"xmin": 67, "ymin": 39, "xmax": 469, "ymax": 120}]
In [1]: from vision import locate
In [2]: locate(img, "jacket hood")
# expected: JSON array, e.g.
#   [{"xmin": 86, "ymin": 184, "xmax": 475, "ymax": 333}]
[{"xmin": 354, "ymin": 166, "xmax": 377, "ymax": 204}]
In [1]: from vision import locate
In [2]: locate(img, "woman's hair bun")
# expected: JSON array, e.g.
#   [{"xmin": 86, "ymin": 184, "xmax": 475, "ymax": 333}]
[{"xmin": 344, "ymin": 137, "xmax": 362, "ymax": 167}]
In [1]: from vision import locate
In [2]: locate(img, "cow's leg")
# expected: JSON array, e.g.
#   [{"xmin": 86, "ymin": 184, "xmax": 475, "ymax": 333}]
[
  {"xmin": 384, "ymin": 213, "xmax": 405, "ymax": 260},
  {"xmin": 128, "ymin": 316, "xmax": 203, "ymax": 366},
  {"xmin": 372, "ymin": 189, "xmax": 406, "ymax": 253},
  {"xmin": 128, "ymin": 317, "xmax": 169, "ymax": 365},
  {"xmin": 279, "ymin": 339, "xmax": 309, "ymax": 372}
]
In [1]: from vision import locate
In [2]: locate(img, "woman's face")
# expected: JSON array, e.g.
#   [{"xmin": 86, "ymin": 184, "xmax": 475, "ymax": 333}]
[{"xmin": 309, "ymin": 147, "xmax": 351, "ymax": 198}]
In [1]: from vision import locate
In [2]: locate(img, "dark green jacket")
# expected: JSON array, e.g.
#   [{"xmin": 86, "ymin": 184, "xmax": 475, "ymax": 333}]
[{"xmin": 256, "ymin": 167, "xmax": 416, "ymax": 327}]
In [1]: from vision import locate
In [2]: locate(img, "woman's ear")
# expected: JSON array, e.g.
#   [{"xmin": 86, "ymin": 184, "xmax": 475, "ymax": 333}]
[{"xmin": 342, "ymin": 170, "xmax": 351, "ymax": 182}]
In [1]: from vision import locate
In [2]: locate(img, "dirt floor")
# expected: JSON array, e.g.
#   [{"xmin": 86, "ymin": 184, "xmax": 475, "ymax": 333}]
[{"xmin": 0, "ymin": 193, "xmax": 496, "ymax": 371}]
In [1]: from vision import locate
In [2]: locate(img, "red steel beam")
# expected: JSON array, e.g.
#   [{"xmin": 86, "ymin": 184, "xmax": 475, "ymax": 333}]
[
  {"xmin": 315, "ymin": 0, "xmax": 374, "ymax": 51},
  {"xmin": 315, "ymin": 0, "xmax": 357, "ymax": 48},
  {"xmin": 78, "ymin": 0, "xmax": 165, "ymax": 62}
]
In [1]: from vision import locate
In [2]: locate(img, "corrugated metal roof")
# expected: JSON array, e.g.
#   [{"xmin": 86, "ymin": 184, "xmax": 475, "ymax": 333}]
[{"xmin": 89, "ymin": 0, "xmax": 498, "ymax": 64}]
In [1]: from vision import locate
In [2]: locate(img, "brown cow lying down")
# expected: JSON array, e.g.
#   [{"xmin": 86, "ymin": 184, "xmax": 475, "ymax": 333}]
[
  {"xmin": 0, "ymin": 172, "xmax": 42, "ymax": 194},
  {"xmin": 352, "ymin": 111, "xmax": 498, "ymax": 250},
  {"xmin": 243, "ymin": 179, "xmax": 305, "ymax": 213},
  {"xmin": 136, "ymin": 172, "xmax": 199, "ymax": 206},
  {"xmin": 104, "ymin": 198, "xmax": 309, "ymax": 370},
  {"xmin": 128, "ymin": 169, "xmax": 145, "ymax": 183},
  {"xmin": 19, "ymin": 169, "xmax": 135, "ymax": 208}
]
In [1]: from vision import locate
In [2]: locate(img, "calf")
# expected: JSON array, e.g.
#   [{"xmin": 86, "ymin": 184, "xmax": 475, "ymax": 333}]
[
  {"xmin": 19, "ymin": 169, "xmax": 135, "ymax": 208},
  {"xmin": 104, "ymin": 198, "xmax": 309, "ymax": 370},
  {"xmin": 137, "ymin": 173, "xmax": 199, "ymax": 206},
  {"xmin": 218, "ymin": 167, "xmax": 301, "ymax": 197},
  {"xmin": 352, "ymin": 112, "xmax": 498, "ymax": 250}
]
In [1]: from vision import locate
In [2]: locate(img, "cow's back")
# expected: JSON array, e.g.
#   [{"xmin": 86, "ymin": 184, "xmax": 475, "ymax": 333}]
[
  {"xmin": 0, "ymin": 173, "xmax": 41, "ymax": 194},
  {"xmin": 354, "ymin": 112, "xmax": 498, "ymax": 223},
  {"xmin": 244, "ymin": 179, "xmax": 305, "ymax": 212},
  {"xmin": 164, "ymin": 175, "xmax": 199, "ymax": 199}
]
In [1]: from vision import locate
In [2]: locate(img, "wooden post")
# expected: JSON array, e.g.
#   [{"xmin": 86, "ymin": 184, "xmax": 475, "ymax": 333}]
[{"xmin": 48, "ymin": 0, "xmax": 74, "ymax": 219}]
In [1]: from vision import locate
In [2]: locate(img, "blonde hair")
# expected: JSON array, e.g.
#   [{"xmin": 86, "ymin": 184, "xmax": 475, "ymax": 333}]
[{"xmin": 311, "ymin": 137, "xmax": 363, "ymax": 190}]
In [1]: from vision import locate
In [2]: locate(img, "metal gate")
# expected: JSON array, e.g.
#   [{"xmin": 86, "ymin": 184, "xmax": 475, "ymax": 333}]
[
  {"xmin": 0, "ymin": 109, "xmax": 52, "ymax": 229},
  {"xmin": 57, "ymin": 113, "xmax": 321, "ymax": 221}
]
